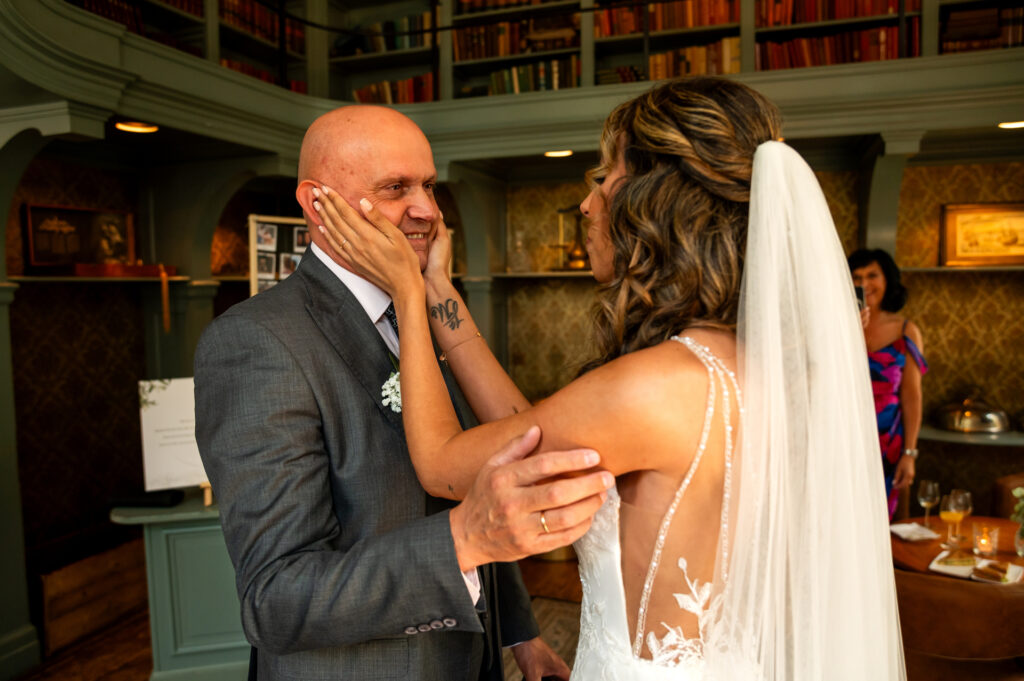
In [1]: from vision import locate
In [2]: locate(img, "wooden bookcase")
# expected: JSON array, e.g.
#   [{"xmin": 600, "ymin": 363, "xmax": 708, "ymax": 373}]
[{"xmin": 70, "ymin": 0, "xmax": 1023, "ymax": 99}]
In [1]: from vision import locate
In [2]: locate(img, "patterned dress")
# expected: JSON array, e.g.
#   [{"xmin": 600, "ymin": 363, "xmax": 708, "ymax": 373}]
[{"xmin": 869, "ymin": 321, "xmax": 928, "ymax": 518}]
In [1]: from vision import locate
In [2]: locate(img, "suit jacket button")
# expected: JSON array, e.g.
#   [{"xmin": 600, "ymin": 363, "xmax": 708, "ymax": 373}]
[
  {"xmin": 430, "ymin": 620, "xmax": 444, "ymax": 630},
  {"xmin": 442, "ymin": 617, "xmax": 457, "ymax": 627},
  {"xmin": 404, "ymin": 626, "xmax": 419, "ymax": 635},
  {"xmin": 418, "ymin": 624, "xmax": 432, "ymax": 632}
]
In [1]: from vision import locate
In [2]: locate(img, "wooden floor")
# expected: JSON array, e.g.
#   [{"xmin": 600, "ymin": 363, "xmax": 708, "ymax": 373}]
[{"xmin": 15, "ymin": 608, "xmax": 151, "ymax": 681}]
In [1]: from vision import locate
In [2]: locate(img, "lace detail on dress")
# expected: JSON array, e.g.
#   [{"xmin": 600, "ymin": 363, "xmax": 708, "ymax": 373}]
[
  {"xmin": 570, "ymin": 336, "xmax": 740, "ymax": 681},
  {"xmin": 636, "ymin": 336, "xmax": 741, "ymax": 665}
]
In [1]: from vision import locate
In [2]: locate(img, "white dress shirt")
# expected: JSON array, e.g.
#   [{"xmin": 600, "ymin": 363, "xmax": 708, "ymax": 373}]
[{"xmin": 310, "ymin": 243, "xmax": 482, "ymax": 605}]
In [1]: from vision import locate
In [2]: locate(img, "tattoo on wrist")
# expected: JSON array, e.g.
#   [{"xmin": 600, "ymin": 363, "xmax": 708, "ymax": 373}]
[{"xmin": 430, "ymin": 298, "xmax": 463, "ymax": 330}]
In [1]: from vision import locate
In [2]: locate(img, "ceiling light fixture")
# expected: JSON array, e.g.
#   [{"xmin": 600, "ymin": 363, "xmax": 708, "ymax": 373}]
[
  {"xmin": 998, "ymin": 121, "xmax": 1024, "ymax": 129},
  {"xmin": 115, "ymin": 121, "xmax": 160, "ymax": 134},
  {"xmin": 544, "ymin": 150, "xmax": 573, "ymax": 158}
]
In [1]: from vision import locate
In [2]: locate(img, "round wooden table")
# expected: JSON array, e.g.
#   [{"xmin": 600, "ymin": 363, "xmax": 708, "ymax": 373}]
[{"xmin": 891, "ymin": 516, "xmax": 1024, "ymax": 660}]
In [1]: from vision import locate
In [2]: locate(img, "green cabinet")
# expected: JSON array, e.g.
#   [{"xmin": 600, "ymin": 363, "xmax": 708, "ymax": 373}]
[{"xmin": 111, "ymin": 491, "xmax": 248, "ymax": 681}]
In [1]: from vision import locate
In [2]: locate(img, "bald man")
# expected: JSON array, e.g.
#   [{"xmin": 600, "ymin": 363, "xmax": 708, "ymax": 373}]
[{"xmin": 195, "ymin": 107, "xmax": 605, "ymax": 681}]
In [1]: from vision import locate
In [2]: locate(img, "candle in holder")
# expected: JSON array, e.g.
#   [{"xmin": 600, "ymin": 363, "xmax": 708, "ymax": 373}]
[{"xmin": 973, "ymin": 523, "xmax": 999, "ymax": 557}]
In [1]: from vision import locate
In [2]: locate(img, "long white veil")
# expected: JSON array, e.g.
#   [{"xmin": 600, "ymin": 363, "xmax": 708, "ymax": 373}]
[{"xmin": 704, "ymin": 141, "xmax": 905, "ymax": 680}]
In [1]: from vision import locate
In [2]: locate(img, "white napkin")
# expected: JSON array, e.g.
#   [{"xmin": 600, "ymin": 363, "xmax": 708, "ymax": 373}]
[{"xmin": 890, "ymin": 522, "xmax": 941, "ymax": 541}]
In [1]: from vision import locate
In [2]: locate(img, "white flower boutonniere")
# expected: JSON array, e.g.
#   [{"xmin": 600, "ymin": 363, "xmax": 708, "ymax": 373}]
[{"xmin": 381, "ymin": 353, "xmax": 401, "ymax": 413}]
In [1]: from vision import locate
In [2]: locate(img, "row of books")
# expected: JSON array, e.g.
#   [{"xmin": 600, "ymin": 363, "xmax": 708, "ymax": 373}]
[
  {"xmin": 77, "ymin": 0, "xmax": 145, "ymax": 33},
  {"xmin": 594, "ymin": 0, "xmax": 739, "ymax": 37},
  {"xmin": 219, "ymin": 0, "xmax": 306, "ymax": 54},
  {"xmin": 755, "ymin": 20, "xmax": 919, "ymax": 69},
  {"xmin": 154, "ymin": 0, "xmax": 203, "ymax": 18},
  {"xmin": 756, "ymin": 0, "xmax": 922, "ymax": 28},
  {"xmin": 219, "ymin": 58, "xmax": 308, "ymax": 92},
  {"xmin": 453, "ymin": 20, "xmax": 579, "ymax": 61},
  {"xmin": 484, "ymin": 55, "xmax": 582, "ymax": 95},
  {"xmin": 596, "ymin": 65, "xmax": 643, "ymax": 83},
  {"xmin": 648, "ymin": 36, "xmax": 741, "ymax": 78},
  {"xmin": 333, "ymin": 12, "xmax": 437, "ymax": 57},
  {"xmin": 456, "ymin": 0, "xmax": 567, "ymax": 16},
  {"xmin": 941, "ymin": 7, "xmax": 1023, "ymax": 53},
  {"xmin": 351, "ymin": 74, "xmax": 436, "ymax": 104}
]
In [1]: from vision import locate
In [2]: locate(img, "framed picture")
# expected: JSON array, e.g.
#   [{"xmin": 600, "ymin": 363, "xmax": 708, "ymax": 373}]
[
  {"xmin": 256, "ymin": 252, "xmax": 277, "ymax": 279},
  {"xmin": 294, "ymin": 226, "xmax": 310, "ymax": 252},
  {"xmin": 248, "ymin": 214, "xmax": 305, "ymax": 297},
  {"xmin": 23, "ymin": 204, "xmax": 135, "ymax": 270},
  {"xmin": 255, "ymin": 222, "xmax": 278, "ymax": 251},
  {"xmin": 940, "ymin": 203, "xmax": 1024, "ymax": 267},
  {"xmin": 279, "ymin": 252, "xmax": 302, "ymax": 278},
  {"xmin": 257, "ymin": 279, "xmax": 277, "ymax": 293}
]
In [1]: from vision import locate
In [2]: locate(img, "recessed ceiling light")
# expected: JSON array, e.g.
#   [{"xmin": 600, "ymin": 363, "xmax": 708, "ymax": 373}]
[
  {"xmin": 544, "ymin": 150, "xmax": 573, "ymax": 158},
  {"xmin": 115, "ymin": 121, "xmax": 159, "ymax": 133},
  {"xmin": 998, "ymin": 121, "xmax": 1024, "ymax": 129}
]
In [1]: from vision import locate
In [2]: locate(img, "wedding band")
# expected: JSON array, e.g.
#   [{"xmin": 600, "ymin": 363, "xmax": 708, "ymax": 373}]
[
  {"xmin": 539, "ymin": 511, "xmax": 550, "ymax": 534},
  {"xmin": 341, "ymin": 239, "xmax": 349, "ymax": 248}
]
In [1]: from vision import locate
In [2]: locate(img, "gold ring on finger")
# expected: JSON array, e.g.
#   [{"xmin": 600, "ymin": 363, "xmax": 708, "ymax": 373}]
[
  {"xmin": 539, "ymin": 511, "xmax": 550, "ymax": 534},
  {"xmin": 341, "ymin": 239, "xmax": 349, "ymax": 248}
]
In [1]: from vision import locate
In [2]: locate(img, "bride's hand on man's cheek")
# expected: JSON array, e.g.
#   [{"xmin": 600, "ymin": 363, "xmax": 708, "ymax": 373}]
[{"xmin": 313, "ymin": 186, "xmax": 420, "ymax": 294}]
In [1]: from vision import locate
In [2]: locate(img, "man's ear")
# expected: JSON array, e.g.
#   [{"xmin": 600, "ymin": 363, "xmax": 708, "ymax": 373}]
[{"xmin": 295, "ymin": 180, "xmax": 319, "ymax": 225}]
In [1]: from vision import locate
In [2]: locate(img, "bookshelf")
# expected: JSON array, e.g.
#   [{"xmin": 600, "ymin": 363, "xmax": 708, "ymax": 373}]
[
  {"xmin": 328, "ymin": 0, "xmax": 440, "ymax": 102},
  {"xmin": 67, "ymin": 0, "xmax": 1024, "ymax": 99}
]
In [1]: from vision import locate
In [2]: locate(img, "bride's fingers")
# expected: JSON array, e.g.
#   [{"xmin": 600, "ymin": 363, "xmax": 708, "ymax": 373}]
[
  {"xmin": 313, "ymin": 189, "xmax": 361, "ymax": 253},
  {"xmin": 358, "ymin": 198, "xmax": 406, "ymax": 245}
]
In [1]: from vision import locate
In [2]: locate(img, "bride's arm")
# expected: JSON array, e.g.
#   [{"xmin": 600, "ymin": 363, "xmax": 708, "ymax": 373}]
[
  {"xmin": 419, "ymin": 228, "xmax": 530, "ymax": 422},
  {"xmin": 314, "ymin": 189, "xmax": 701, "ymax": 499}
]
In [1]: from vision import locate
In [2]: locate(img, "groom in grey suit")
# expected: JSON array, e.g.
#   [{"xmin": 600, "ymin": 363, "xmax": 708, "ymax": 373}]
[{"xmin": 194, "ymin": 106, "xmax": 609, "ymax": 680}]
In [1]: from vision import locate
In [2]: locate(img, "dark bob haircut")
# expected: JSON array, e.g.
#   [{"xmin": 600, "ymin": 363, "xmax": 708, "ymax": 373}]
[{"xmin": 847, "ymin": 248, "xmax": 907, "ymax": 312}]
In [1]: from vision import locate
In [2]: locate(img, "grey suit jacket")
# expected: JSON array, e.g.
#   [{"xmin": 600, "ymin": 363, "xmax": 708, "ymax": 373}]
[{"xmin": 194, "ymin": 252, "xmax": 538, "ymax": 681}]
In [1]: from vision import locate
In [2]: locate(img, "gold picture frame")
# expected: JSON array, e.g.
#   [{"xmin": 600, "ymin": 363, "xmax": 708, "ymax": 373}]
[{"xmin": 940, "ymin": 203, "xmax": 1024, "ymax": 267}]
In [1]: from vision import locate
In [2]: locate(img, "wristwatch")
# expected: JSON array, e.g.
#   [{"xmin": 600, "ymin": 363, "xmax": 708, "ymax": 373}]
[{"xmin": 903, "ymin": 448, "xmax": 919, "ymax": 460}]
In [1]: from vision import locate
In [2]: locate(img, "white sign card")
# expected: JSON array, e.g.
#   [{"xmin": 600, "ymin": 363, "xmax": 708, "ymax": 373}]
[{"xmin": 139, "ymin": 377, "xmax": 207, "ymax": 491}]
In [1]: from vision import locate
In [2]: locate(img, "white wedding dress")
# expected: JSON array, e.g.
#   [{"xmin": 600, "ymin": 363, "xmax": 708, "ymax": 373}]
[
  {"xmin": 572, "ymin": 337, "xmax": 736, "ymax": 681},
  {"xmin": 569, "ymin": 142, "xmax": 906, "ymax": 681}
]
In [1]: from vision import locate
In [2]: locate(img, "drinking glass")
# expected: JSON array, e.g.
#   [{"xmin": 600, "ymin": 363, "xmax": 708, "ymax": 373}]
[
  {"xmin": 917, "ymin": 480, "xmax": 939, "ymax": 528},
  {"xmin": 940, "ymin": 489, "xmax": 971, "ymax": 550}
]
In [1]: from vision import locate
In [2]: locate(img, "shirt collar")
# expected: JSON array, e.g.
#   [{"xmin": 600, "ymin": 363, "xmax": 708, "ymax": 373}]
[{"xmin": 310, "ymin": 242, "xmax": 392, "ymax": 325}]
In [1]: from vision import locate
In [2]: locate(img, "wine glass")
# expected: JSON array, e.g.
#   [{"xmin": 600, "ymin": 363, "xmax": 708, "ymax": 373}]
[
  {"xmin": 917, "ymin": 480, "xmax": 940, "ymax": 528},
  {"xmin": 940, "ymin": 490, "xmax": 971, "ymax": 550}
]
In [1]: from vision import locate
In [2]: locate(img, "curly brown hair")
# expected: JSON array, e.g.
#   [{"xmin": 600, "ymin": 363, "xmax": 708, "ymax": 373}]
[{"xmin": 580, "ymin": 77, "xmax": 782, "ymax": 373}]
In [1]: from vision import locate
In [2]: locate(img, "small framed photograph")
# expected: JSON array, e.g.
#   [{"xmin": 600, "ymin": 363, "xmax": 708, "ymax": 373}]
[
  {"xmin": 279, "ymin": 252, "xmax": 301, "ymax": 278},
  {"xmin": 23, "ymin": 204, "xmax": 135, "ymax": 271},
  {"xmin": 257, "ymin": 279, "xmax": 277, "ymax": 293},
  {"xmin": 941, "ymin": 203, "xmax": 1024, "ymax": 267},
  {"xmin": 256, "ymin": 252, "xmax": 277, "ymax": 279},
  {"xmin": 256, "ymin": 222, "xmax": 278, "ymax": 251},
  {"xmin": 293, "ymin": 226, "xmax": 310, "ymax": 252}
]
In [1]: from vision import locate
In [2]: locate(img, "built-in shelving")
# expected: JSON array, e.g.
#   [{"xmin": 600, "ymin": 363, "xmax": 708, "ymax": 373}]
[
  {"xmin": 8, "ymin": 275, "xmax": 191, "ymax": 283},
  {"xmin": 920, "ymin": 425, "xmax": 1024, "ymax": 447},
  {"xmin": 69, "ymin": 0, "xmax": 1024, "ymax": 99},
  {"xmin": 492, "ymin": 270, "xmax": 594, "ymax": 278}
]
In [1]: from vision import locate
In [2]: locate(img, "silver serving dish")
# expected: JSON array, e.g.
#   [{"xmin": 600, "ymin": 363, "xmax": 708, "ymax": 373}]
[{"xmin": 935, "ymin": 397, "xmax": 1010, "ymax": 433}]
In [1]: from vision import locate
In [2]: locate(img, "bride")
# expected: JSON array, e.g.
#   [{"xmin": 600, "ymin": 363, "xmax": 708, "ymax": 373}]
[{"xmin": 314, "ymin": 77, "xmax": 905, "ymax": 680}]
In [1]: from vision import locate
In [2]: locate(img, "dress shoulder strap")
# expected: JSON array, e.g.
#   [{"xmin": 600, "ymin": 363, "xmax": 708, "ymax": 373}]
[{"xmin": 628, "ymin": 336, "xmax": 741, "ymax": 657}]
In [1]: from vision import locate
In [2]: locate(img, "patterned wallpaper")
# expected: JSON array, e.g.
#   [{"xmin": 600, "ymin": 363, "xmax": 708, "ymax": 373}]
[
  {"xmin": 5, "ymin": 156, "xmax": 145, "ymax": 577},
  {"xmin": 897, "ymin": 162, "xmax": 1024, "ymax": 268},
  {"xmin": 816, "ymin": 170, "xmax": 860, "ymax": 255},
  {"xmin": 505, "ymin": 174, "xmax": 859, "ymax": 401},
  {"xmin": 5, "ymin": 158, "xmax": 140, "ymax": 276}
]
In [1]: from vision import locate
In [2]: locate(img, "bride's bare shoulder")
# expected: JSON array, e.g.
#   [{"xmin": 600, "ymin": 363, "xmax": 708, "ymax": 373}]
[{"xmin": 531, "ymin": 329, "xmax": 735, "ymax": 475}]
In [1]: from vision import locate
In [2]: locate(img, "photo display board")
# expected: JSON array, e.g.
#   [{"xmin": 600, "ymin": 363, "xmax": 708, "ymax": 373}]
[{"xmin": 248, "ymin": 214, "xmax": 309, "ymax": 297}]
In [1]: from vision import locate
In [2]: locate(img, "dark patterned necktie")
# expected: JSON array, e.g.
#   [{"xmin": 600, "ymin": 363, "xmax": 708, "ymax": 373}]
[{"xmin": 383, "ymin": 302, "xmax": 399, "ymax": 338}]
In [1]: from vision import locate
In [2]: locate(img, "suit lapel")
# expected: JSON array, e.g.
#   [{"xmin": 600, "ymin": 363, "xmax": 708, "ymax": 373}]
[{"xmin": 298, "ymin": 253, "xmax": 404, "ymax": 432}]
